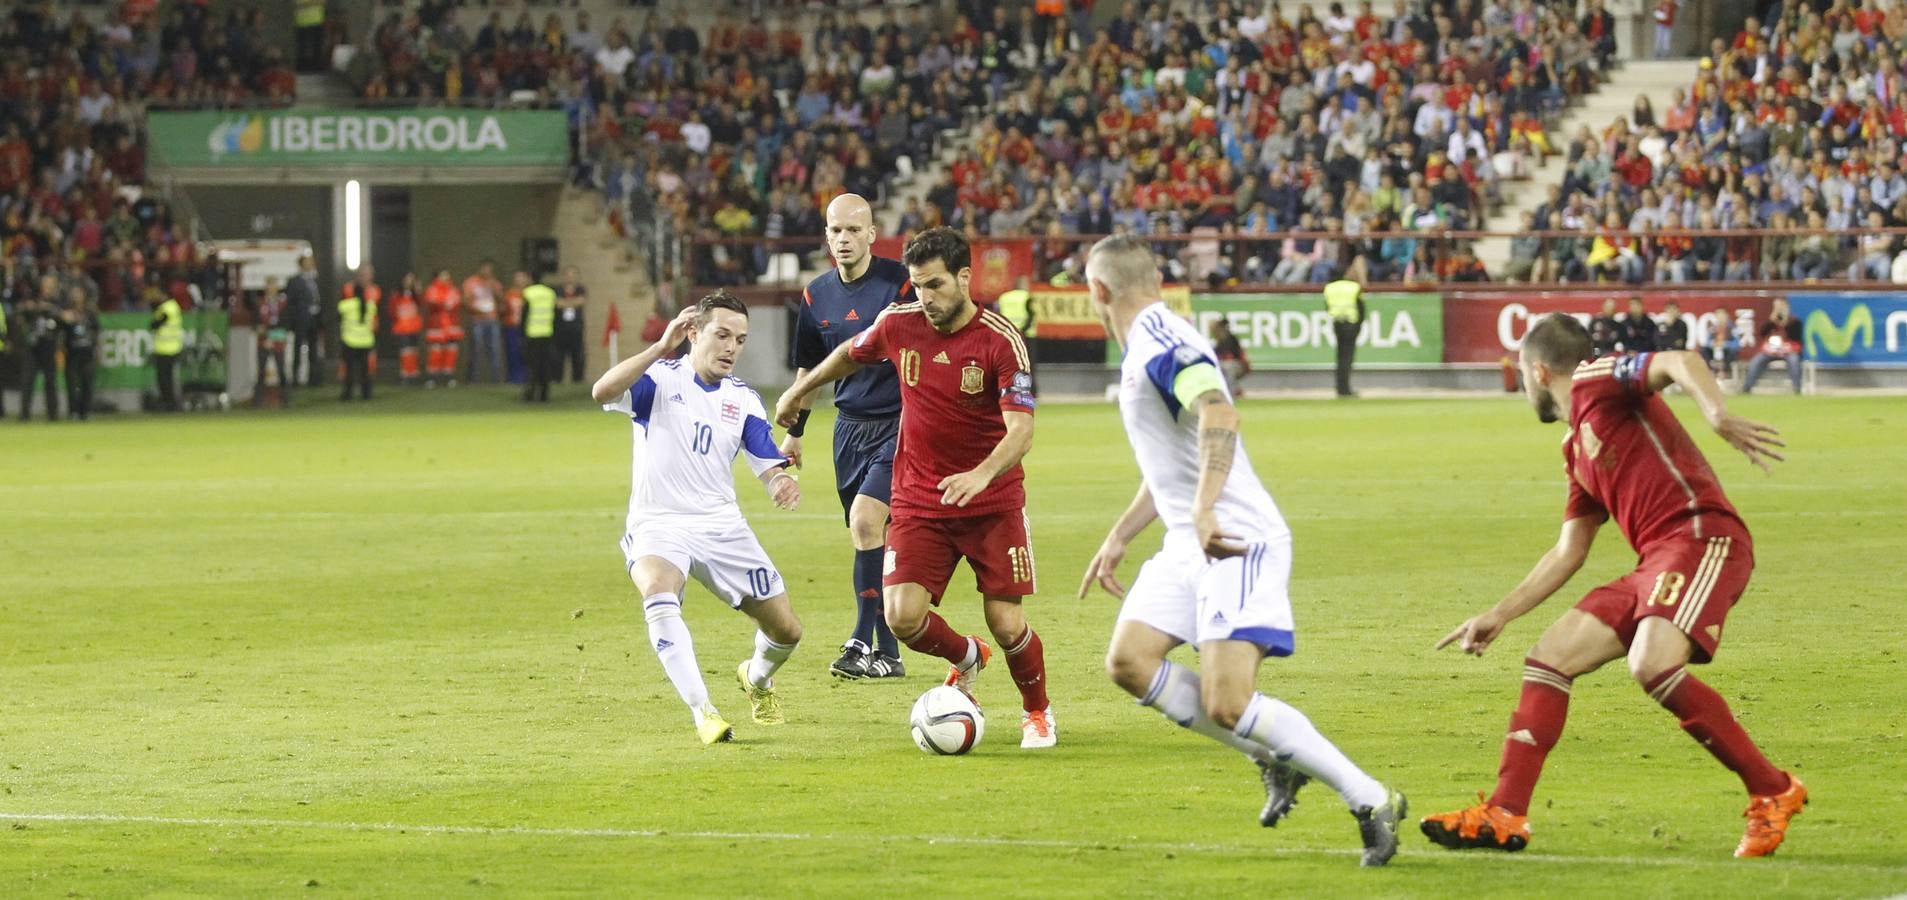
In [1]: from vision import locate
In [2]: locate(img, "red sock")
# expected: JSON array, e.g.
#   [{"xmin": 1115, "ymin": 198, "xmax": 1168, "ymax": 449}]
[
  {"xmin": 1002, "ymin": 628, "xmax": 1048, "ymax": 712},
  {"xmin": 1646, "ymin": 667, "xmax": 1788, "ymax": 796},
  {"xmin": 1489, "ymin": 659, "xmax": 1573, "ymax": 816},
  {"xmin": 900, "ymin": 611, "xmax": 972, "ymax": 665}
]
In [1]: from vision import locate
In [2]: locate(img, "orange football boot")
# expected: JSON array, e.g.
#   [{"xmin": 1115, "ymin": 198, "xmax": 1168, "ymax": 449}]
[
  {"xmin": 1736, "ymin": 772, "xmax": 1807, "ymax": 858},
  {"xmin": 1419, "ymin": 792, "xmax": 1532, "ymax": 852}
]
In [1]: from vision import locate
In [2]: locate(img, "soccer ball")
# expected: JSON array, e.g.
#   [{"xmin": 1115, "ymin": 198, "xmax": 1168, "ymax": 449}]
[{"xmin": 910, "ymin": 685, "xmax": 985, "ymax": 755}]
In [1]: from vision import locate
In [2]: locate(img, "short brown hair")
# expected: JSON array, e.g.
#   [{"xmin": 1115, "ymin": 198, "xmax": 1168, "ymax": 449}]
[
  {"xmin": 902, "ymin": 226, "xmax": 970, "ymax": 274},
  {"xmin": 694, "ymin": 290, "xmax": 749, "ymax": 326},
  {"xmin": 1522, "ymin": 313, "xmax": 1594, "ymax": 368}
]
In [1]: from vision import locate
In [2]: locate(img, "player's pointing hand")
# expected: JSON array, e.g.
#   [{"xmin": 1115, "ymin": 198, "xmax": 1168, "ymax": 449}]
[
  {"xmin": 1078, "ymin": 535, "xmax": 1129, "ymax": 599},
  {"xmin": 1712, "ymin": 413, "xmax": 1785, "ymax": 473},
  {"xmin": 1435, "ymin": 611, "xmax": 1506, "ymax": 656}
]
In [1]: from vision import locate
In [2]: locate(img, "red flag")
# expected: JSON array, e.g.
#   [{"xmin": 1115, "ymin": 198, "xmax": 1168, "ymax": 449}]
[{"xmin": 602, "ymin": 303, "xmax": 622, "ymax": 347}]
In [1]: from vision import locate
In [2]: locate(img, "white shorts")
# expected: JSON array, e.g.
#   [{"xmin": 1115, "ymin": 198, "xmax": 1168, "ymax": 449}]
[
  {"xmin": 1116, "ymin": 533, "xmax": 1295, "ymax": 656},
  {"xmin": 621, "ymin": 519, "xmax": 785, "ymax": 608}
]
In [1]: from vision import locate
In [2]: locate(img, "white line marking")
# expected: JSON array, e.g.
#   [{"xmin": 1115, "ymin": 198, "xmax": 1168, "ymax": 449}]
[{"xmin": 0, "ymin": 812, "xmax": 1901, "ymax": 874}]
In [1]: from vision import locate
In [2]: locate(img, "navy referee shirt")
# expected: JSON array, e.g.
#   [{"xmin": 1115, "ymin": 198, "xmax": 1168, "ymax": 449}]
[{"xmin": 792, "ymin": 256, "xmax": 913, "ymax": 418}]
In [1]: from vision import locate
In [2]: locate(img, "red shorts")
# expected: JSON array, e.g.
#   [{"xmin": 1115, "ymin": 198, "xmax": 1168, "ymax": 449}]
[
  {"xmin": 884, "ymin": 510, "xmax": 1035, "ymax": 603},
  {"xmin": 1574, "ymin": 534, "xmax": 1753, "ymax": 663}
]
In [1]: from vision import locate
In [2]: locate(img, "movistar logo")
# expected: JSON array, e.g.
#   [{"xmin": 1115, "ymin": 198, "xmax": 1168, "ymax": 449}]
[{"xmin": 1805, "ymin": 304, "xmax": 1874, "ymax": 358}]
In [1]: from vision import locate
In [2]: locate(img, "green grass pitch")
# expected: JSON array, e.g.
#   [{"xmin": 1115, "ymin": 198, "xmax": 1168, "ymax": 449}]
[{"xmin": 1, "ymin": 386, "xmax": 1902, "ymax": 897}]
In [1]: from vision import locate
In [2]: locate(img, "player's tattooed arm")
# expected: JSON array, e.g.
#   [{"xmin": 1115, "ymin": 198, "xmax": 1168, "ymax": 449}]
[
  {"xmin": 1190, "ymin": 389, "xmax": 1246, "ymax": 559},
  {"xmin": 1644, "ymin": 350, "xmax": 1786, "ymax": 472},
  {"xmin": 592, "ymin": 307, "xmax": 695, "ymax": 403},
  {"xmin": 776, "ymin": 343, "xmax": 866, "ymax": 428}
]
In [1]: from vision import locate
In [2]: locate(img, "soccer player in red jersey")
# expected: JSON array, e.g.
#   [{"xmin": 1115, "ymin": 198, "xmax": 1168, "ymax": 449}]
[
  {"xmin": 1422, "ymin": 313, "xmax": 1805, "ymax": 858},
  {"xmin": 775, "ymin": 227, "xmax": 1055, "ymax": 749}
]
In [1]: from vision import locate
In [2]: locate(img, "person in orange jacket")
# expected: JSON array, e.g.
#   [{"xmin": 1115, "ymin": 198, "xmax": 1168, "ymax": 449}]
[
  {"xmin": 423, "ymin": 268, "xmax": 464, "ymax": 387},
  {"xmin": 389, "ymin": 273, "xmax": 425, "ymax": 385}
]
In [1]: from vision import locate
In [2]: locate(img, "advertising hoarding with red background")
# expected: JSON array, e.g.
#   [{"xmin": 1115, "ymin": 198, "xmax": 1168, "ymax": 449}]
[
  {"xmin": 870, "ymin": 237, "xmax": 1034, "ymax": 304},
  {"xmin": 1441, "ymin": 292, "xmax": 1778, "ymax": 364}
]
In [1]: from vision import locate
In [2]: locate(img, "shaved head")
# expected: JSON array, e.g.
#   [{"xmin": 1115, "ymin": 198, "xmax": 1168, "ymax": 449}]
[
  {"xmin": 825, "ymin": 193, "xmax": 878, "ymax": 281},
  {"xmin": 1086, "ymin": 234, "xmax": 1162, "ymax": 302},
  {"xmin": 826, "ymin": 193, "xmax": 874, "ymax": 224}
]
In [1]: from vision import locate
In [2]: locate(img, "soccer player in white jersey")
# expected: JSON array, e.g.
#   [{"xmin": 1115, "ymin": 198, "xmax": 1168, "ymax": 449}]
[
  {"xmin": 591, "ymin": 291, "xmax": 804, "ymax": 746},
  {"xmin": 1076, "ymin": 235, "xmax": 1407, "ymax": 867}
]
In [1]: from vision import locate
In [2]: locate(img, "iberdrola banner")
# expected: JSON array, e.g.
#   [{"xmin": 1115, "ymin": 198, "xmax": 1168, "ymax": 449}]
[{"xmin": 147, "ymin": 108, "xmax": 569, "ymax": 168}]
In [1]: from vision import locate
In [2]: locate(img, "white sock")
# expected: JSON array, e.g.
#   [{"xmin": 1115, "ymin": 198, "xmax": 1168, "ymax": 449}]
[
  {"xmin": 747, "ymin": 630, "xmax": 797, "ymax": 688},
  {"xmin": 1140, "ymin": 661, "xmax": 1273, "ymax": 763},
  {"xmin": 957, "ymin": 637, "xmax": 978, "ymax": 670},
  {"xmin": 1234, "ymin": 694, "xmax": 1388, "ymax": 810},
  {"xmin": 642, "ymin": 593, "xmax": 710, "ymax": 718}
]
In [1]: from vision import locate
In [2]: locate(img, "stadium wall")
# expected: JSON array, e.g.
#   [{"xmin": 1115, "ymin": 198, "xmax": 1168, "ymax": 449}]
[{"xmin": 787, "ymin": 288, "xmax": 1907, "ymax": 395}]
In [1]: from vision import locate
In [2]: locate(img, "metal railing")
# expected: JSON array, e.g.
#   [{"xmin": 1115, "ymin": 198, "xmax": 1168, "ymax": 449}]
[{"xmin": 679, "ymin": 226, "xmax": 1907, "ymax": 298}]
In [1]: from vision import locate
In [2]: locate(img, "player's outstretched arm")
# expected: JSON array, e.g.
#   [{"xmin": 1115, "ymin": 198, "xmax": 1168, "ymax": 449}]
[
  {"xmin": 1436, "ymin": 515, "xmax": 1602, "ymax": 656},
  {"xmin": 938, "ymin": 410, "xmax": 1034, "ymax": 507},
  {"xmin": 590, "ymin": 307, "xmax": 694, "ymax": 404},
  {"xmin": 776, "ymin": 366, "xmax": 819, "ymax": 468},
  {"xmin": 775, "ymin": 343, "xmax": 865, "ymax": 428},
  {"xmin": 1643, "ymin": 350, "xmax": 1786, "ymax": 472},
  {"xmin": 1079, "ymin": 482, "xmax": 1157, "ymax": 599},
  {"xmin": 1189, "ymin": 389, "xmax": 1248, "ymax": 560}
]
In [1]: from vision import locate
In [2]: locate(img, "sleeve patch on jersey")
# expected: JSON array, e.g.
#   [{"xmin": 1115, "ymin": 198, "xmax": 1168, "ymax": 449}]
[
  {"xmin": 1144, "ymin": 344, "xmax": 1217, "ymax": 419},
  {"xmin": 1171, "ymin": 362, "xmax": 1225, "ymax": 412},
  {"xmin": 1614, "ymin": 352, "xmax": 1654, "ymax": 394}
]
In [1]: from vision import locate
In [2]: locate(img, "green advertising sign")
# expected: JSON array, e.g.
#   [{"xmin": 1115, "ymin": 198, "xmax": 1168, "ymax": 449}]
[
  {"xmin": 146, "ymin": 108, "xmax": 569, "ymax": 168},
  {"xmin": 1188, "ymin": 293, "xmax": 1444, "ymax": 366},
  {"xmin": 99, "ymin": 311, "xmax": 229, "ymax": 390}
]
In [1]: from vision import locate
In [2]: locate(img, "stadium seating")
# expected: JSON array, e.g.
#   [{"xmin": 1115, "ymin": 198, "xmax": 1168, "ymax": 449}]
[
  {"xmin": 349, "ymin": 3, "xmax": 977, "ymax": 287},
  {"xmin": 1, "ymin": 2, "xmax": 277, "ymax": 308},
  {"xmin": 1540, "ymin": 6, "xmax": 1905, "ymax": 283},
  {"xmin": 924, "ymin": 0, "xmax": 1608, "ymax": 283}
]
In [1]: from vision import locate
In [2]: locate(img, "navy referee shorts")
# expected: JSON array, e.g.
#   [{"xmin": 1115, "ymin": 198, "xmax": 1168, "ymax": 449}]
[{"xmin": 832, "ymin": 413, "xmax": 898, "ymax": 521}]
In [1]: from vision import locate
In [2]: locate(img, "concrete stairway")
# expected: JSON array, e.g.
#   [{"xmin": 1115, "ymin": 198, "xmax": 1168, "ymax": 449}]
[
  {"xmin": 552, "ymin": 185, "xmax": 655, "ymax": 377},
  {"xmin": 1475, "ymin": 60, "xmax": 1696, "ymax": 273}
]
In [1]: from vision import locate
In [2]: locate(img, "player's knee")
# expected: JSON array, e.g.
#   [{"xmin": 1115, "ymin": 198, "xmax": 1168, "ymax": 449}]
[
  {"xmin": 847, "ymin": 516, "xmax": 885, "ymax": 550},
  {"xmin": 1103, "ymin": 647, "xmax": 1153, "ymax": 696},
  {"xmin": 767, "ymin": 616, "xmax": 803, "ymax": 647},
  {"xmin": 1203, "ymin": 692, "xmax": 1250, "ymax": 732},
  {"xmin": 1626, "ymin": 651, "xmax": 1673, "ymax": 687},
  {"xmin": 884, "ymin": 601, "xmax": 925, "ymax": 637}
]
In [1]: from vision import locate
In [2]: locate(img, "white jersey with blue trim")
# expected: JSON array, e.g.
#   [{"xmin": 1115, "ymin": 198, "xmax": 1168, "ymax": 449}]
[
  {"xmin": 1118, "ymin": 303, "xmax": 1288, "ymax": 544},
  {"xmin": 603, "ymin": 358, "xmax": 787, "ymax": 531}
]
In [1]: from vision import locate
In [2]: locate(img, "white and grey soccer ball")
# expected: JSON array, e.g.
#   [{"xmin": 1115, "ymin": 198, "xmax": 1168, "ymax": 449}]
[{"xmin": 910, "ymin": 685, "xmax": 985, "ymax": 755}]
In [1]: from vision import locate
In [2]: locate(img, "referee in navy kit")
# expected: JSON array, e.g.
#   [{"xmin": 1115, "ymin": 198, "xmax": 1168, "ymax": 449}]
[{"xmin": 776, "ymin": 194, "xmax": 914, "ymax": 681}]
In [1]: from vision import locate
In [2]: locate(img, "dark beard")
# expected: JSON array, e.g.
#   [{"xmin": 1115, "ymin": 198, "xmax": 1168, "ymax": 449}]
[{"xmin": 1535, "ymin": 391, "xmax": 1561, "ymax": 424}]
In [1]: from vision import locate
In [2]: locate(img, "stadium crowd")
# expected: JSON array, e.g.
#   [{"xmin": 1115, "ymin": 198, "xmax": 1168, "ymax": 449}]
[
  {"xmin": 349, "ymin": 2, "xmax": 983, "ymax": 287},
  {"xmin": 925, "ymin": 0, "xmax": 1616, "ymax": 285},
  {"xmin": 1528, "ymin": 1, "xmax": 1907, "ymax": 283},
  {"xmin": 1, "ymin": 1, "xmax": 290, "ymax": 314}
]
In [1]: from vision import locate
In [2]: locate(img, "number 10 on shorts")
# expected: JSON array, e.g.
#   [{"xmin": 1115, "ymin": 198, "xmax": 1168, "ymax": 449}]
[{"xmin": 1007, "ymin": 545, "xmax": 1033, "ymax": 584}]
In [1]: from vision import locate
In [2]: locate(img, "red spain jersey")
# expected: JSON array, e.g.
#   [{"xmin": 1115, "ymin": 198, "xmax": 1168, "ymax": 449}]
[
  {"xmin": 848, "ymin": 302, "xmax": 1035, "ymax": 519},
  {"xmin": 1563, "ymin": 353, "xmax": 1749, "ymax": 552}
]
